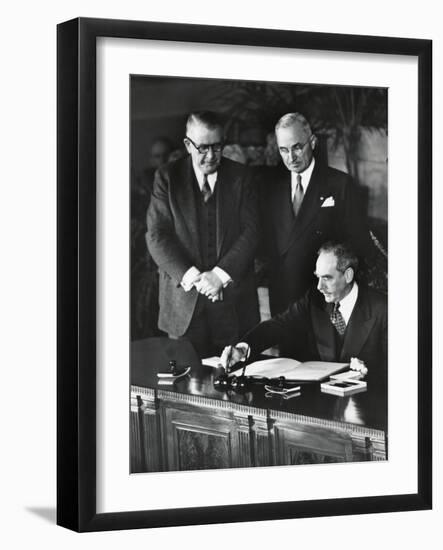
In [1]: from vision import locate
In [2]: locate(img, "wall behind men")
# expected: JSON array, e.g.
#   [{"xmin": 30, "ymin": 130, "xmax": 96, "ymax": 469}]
[
  {"xmin": 132, "ymin": 76, "xmax": 388, "ymax": 222},
  {"xmin": 328, "ymin": 129, "xmax": 388, "ymax": 220}
]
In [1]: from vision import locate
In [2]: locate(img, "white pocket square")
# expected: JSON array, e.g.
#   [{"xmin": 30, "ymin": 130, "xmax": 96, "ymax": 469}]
[{"xmin": 321, "ymin": 196, "xmax": 335, "ymax": 207}]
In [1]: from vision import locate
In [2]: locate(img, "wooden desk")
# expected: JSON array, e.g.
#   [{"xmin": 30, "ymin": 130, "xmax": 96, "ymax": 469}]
[{"xmin": 130, "ymin": 338, "xmax": 387, "ymax": 473}]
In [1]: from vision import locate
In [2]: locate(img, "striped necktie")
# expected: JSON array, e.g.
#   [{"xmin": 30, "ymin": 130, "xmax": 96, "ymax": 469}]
[{"xmin": 292, "ymin": 174, "xmax": 304, "ymax": 216}]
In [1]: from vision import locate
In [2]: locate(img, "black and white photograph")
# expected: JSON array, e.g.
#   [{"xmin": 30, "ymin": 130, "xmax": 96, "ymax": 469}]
[
  {"xmin": 1, "ymin": 0, "xmax": 437, "ymax": 543},
  {"xmin": 129, "ymin": 75, "xmax": 389, "ymax": 474},
  {"xmin": 53, "ymin": 13, "xmax": 432, "ymax": 535}
]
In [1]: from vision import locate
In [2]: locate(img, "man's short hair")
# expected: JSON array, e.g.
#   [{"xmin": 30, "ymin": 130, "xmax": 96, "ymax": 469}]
[
  {"xmin": 186, "ymin": 111, "xmax": 224, "ymax": 134},
  {"xmin": 318, "ymin": 242, "xmax": 359, "ymax": 274},
  {"xmin": 275, "ymin": 112, "xmax": 312, "ymax": 134}
]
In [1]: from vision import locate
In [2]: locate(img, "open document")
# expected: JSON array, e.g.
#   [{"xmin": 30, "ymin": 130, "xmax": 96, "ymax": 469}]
[{"xmin": 203, "ymin": 356, "xmax": 348, "ymax": 382}]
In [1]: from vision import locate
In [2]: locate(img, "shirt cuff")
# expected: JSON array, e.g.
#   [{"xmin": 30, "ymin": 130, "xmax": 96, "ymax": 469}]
[
  {"xmin": 236, "ymin": 342, "xmax": 251, "ymax": 361},
  {"xmin": 212, "ymin": 267, "xmax": 232, "ymax": 287},
  {"xmin": 181, "ymin": 266, "xmax": 201, "ymax": 291}
]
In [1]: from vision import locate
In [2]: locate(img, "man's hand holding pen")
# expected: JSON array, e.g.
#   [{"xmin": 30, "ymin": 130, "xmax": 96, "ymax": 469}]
[{"xmin": 220, "ymin": 343, "xmax": 250, "ymax": 369}]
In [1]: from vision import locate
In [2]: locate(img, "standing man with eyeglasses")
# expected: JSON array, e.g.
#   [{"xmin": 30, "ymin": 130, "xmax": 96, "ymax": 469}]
[
  {"xmin": 262, "ymin": 112, "xmax": 369, "ymax": 326},
  {"xmin": 146, "ymin": 111, "xmax": 260, "ymax": 357}
]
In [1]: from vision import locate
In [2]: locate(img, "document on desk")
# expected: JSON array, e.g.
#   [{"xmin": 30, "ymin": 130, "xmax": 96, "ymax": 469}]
[{"xmin": 234, "ymin": 358, "xmax": 349, "ymax": 382}]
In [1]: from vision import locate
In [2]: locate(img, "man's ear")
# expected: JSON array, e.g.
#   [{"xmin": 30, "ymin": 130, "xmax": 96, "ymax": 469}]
[
  {"xmin": 310, "ymin": 134, "xmax": 318, "ymax": 151},
  {"xmin": 183, "ymin": 137, "xmax": 192, "ymax": 154},
  {"xmin": 344, "ymin": 267, "xmax": 354, "ymax": 284}
]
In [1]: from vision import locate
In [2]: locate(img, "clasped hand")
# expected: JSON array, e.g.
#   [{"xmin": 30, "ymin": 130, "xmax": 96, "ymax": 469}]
[{"xmin": 193, "ymin": 271, "xmax": 223, "ymax": 302}]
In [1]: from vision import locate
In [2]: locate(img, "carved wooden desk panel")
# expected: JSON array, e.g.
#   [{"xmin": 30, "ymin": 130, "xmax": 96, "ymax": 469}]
[
  {"xmin": 130, "ymin": 385, "xmax": 386, "ymax": 473},
  {"xmin": 130, "ymin": 338, "xmax": 387, "ymax": 473}
]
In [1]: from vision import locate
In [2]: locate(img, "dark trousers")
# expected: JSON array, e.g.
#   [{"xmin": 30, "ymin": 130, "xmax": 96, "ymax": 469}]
[{"xmin": 178, "ymin": 295, "xmax": 240, "ymax": 358}]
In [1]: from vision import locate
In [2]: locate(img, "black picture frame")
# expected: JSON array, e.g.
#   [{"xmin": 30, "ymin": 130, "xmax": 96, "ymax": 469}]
[{"xmin": 57, "ymin": 17, "xmax": 432, "ymax": 532}]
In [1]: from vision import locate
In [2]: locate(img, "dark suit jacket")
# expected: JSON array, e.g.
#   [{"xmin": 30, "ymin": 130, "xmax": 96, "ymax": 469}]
[
  {"xmin": 244, "ymin": 285, "xmax": 387, "ymax": 380},
  {"xmin": 146, "ymin": 156, "xmax": 259, "ymax": 337},
  {"xmin": 260, "ymin": 161, "xmax": 369, "ymax": 314}
]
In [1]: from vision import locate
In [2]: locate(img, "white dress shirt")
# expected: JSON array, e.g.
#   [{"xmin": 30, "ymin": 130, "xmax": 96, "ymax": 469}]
[
  {"xmin": 337, "ymin": 282, "xmax": 359, "ymax": 325},
  {"xmin": 194, "ymin": 168, "xmax": 217, "ymax": 193},
  {"xmin": 291, "ymin": 158, "xmax": 316, "ymax": 201}
]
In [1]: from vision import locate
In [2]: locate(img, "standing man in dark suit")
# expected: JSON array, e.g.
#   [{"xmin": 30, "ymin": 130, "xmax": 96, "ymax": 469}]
[
  {"xmin": 221, "ymin": 242, "xmax": 387, "ymax": 383},
  {"xmin": 262, "ymin": 112, "xmax": 368, "ymax": 316},
  {"xmin": 146, "ymin": 111, "xmax": 259, "ymax": 357}
]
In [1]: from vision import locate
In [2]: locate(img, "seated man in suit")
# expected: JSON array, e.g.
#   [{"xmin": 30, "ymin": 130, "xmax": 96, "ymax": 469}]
[
  {"xmin": 261, "ymin": 112, "xmax": 370, "ymax": 316},
  {"xmin": 146, "ymin": 111, "xmax": 260, "ymax": 357},
  {"xmin": 221, "ymin": 242, "xmax": 387, "ymax": 383}
]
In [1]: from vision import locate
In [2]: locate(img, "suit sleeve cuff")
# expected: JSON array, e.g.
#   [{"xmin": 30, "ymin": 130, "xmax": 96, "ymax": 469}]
[
  {"xmin": 213, "ymin": 267, "xmax": 232, "ymax": 287},
  {"xmin": 181, "ymin": 266, "xmax": 200, "ymax": 291}
]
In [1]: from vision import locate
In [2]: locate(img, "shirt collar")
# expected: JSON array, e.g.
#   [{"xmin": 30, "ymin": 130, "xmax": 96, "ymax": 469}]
[
  {"xmin": 192, "ymin": 159, "xmax": 218, "ymax": 191},
  {"xmin": 291, "ymin": 157, "xmax": 315, "ymax": 193},
  {"xmin": 337, "ymin": 282, "xmax": 359, "ymax": 324}
]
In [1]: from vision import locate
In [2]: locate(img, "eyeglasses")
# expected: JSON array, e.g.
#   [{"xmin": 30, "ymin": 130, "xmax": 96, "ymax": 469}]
[
  {"xmin": 279, "ymin": 136, "xmax": 312, "ymax": 156},
  {"xmin": 185, "ymin": 136, "xmax": 223, "ymax": 154},
  {"xmin": 264, "ymin": 376, "xmax": 301, "ymax": 398}
]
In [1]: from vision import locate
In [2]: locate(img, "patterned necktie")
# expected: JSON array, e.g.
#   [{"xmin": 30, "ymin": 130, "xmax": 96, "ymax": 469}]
[
  {"xmin": 292, "ymin": 174, "xmax": 304, "ymax": 216},
  {"xmin": 330, "ymin": 302, "xmax": 346, "ymax": 336},
  {"xmin": 202, "ymin": 174, "xmax": 212, "ymax": 203}
]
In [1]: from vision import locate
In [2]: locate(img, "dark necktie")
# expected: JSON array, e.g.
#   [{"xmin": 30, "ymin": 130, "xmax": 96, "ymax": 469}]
[
  {"xmin": 202, "ymin": 174, "xmax": 212, "ymax": 203},
  {"xmin": 330, "ymin": 302, "xmax": 346, "ymax": 336},
  {"xmin": 292, "ymin": 174, "xmax": 304, "ymax": 216}
]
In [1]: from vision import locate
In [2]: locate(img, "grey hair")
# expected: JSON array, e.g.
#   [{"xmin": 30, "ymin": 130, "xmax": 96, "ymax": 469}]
[
  {"xmin": 275, "ymin": 112, "xmax": 312, "ymax": 134},
  {"xmin": 318, "ymin": 241, "xmax": 359, "ymax": 274}
]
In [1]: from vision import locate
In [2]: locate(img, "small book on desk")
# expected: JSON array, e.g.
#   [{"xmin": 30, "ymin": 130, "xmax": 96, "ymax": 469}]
[
  {"xmin": 320, "ymin": 378, "xmax": 367, "ymax": 396},
  {"xmin": 204, "ymin": 356, "xmax": 348, "ymax": 382}
]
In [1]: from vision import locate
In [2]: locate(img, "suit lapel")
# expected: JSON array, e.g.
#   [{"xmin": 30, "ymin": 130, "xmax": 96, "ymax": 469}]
[
  {"xmin": 292, "ymin": 164, "xmax": 323, "ymax": 231},
  {"xmin": 215, "ymin": 160, "xmax": 237, "ymax": 257},
  {"xmin": 283, "ymin": 162, "xmax": 331, "ymax": 254},
  {"xmin": 311, "ymin": 295, "xmax": 337, "ymax": 361},
  {"xmin": 270, "ymin": 170, "xmax": 294, "ymax": 256},
  {"xmin": 340, "ymin": 288, "xmax": 375, "ymax": 360},
  {"xmin": 174, "ymin": 159, "xmax": 202, "ymax": 263}
]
